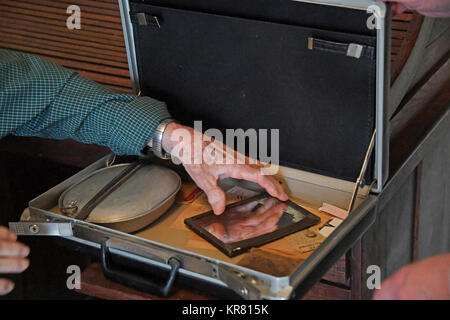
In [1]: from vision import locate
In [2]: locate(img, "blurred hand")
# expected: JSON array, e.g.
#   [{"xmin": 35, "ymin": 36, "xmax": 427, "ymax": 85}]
[
  {"xmin": 162, "ymin": 123, "xmax": 288, "ymax": 215},
  {"xmin": 379, "ymin": 0, "xmax": 450, "ymax": 17},
  {"xmin": 0, "ymin": 226, "xmax": 30, "ymax": 296},
  {"xmin": 373, "ymin": 253, "xmax": 450, "ymax": 300},
  {"xmin": 204, "ymin": 198, "xmax": 288, "ymax": 243}
]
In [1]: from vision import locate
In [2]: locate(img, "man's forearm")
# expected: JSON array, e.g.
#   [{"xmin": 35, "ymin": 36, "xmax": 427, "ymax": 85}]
[{"xmin": 0, "ymin": 49, "xmax": 171, "ymax": 155}]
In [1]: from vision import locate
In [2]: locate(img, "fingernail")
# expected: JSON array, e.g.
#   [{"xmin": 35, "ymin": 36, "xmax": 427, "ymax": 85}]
[
  {"xmin": 8, "ymin": 232, "xmax": 17, "ymax": 241},
  {"xmin": 7, "ymin": 281, "xmax": 14, "ymax": 293},
  {"xmin": 19, "ymin": 259, "xmax": 30, "ymax": 271},
  {"xmin": 20, "ymin": 246, "xmax": 30, "ymax": 257},
  {"xmin": 1, "ymin": 281, "xmax": 14, "ymax": 295}
]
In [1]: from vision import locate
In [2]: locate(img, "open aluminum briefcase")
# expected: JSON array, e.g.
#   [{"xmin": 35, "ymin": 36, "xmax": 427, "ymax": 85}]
[{"xmin": 10, "ymin": 0, "xmax": 391, "ymax": 299}]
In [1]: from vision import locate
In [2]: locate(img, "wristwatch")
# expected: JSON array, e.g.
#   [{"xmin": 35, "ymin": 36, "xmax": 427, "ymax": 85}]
[{"xmin": 144, "ymin": 118, "xmax": 176, "ymax": 159}]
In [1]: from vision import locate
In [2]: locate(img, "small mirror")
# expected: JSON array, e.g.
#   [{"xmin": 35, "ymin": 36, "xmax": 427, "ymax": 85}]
[{"xmin": 185, "ymin": 193, "xmax": 321, "ymax": 257}]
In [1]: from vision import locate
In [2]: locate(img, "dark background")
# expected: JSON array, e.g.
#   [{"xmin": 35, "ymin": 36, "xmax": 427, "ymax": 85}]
[{"xmin": 0, "ymin": 146, "xmax": 93, "ymax": 299}]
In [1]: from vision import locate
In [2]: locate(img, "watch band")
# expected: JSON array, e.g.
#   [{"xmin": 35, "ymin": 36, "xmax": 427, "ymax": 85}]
[{"xmin": 148, "ymin": 118, "xmax": 176, "ymax": 159}]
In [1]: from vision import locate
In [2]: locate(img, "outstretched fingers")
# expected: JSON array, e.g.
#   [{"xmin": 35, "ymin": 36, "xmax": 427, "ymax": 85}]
[
  {"xmin": 0, "ymin": 257, "xmax": 30, "ymax": 273},
  {"xmin": 186, "ymin": 166, "xmax": 227, "ymax": 215},
  {"xmin": 227, "ymin": 165, "xmax": 288, "ymax": 201},
  {"xmin": 0, "ymin": 241, "xmax": 30, "ymax": 258},
  {"xmin": 0, "ymin": 226, "xmax": 17, "ymax": 241}
]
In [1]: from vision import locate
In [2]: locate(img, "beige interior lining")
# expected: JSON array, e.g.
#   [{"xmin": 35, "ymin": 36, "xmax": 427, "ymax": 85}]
[{"xmin": 48, "ymin": 166, "xmax": 368, "ymax": 276}]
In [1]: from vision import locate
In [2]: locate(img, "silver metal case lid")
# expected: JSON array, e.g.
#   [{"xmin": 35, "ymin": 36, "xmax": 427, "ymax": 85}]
[{"xmin": 118, "ymin": 0, "xmax": 389, "ymax": 193}]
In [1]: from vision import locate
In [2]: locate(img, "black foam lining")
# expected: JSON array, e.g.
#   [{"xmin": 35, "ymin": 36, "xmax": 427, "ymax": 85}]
[{"xmin": 131, "ymin": 1, "xmax": 377, "ymax": 182}]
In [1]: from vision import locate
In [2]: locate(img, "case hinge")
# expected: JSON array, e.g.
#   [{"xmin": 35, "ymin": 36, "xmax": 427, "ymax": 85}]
[{"xmin": 130, "ymin": 12, "xmax": 161, "ymax": 28}]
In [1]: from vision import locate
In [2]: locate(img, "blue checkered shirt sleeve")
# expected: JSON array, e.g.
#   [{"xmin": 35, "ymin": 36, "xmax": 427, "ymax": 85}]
[{"xmin": 0, "ymin": 49, "xmax": 171, "ymax": 155}]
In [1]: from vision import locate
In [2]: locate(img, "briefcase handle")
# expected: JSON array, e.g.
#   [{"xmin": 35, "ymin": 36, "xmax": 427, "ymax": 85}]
[{"xmin": 100, "ymin": 241, "xmax": 181, "ymax": 297}]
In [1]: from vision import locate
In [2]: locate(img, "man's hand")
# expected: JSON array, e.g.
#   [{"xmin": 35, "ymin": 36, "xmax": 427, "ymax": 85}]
[
  {"xmin": 0, "ymin": 226, "xmax": 30, "ymax": 295},
  {"xmin": 162, "ymin": 123, "xmax": 288, "ymax": 215},
  {"xmin": 373, "ymin": 254, "xmax": 450, "ymax": 300},
  {"xmin": 379, "ymin": 0, "xmax": 450, "ymax": 17}
]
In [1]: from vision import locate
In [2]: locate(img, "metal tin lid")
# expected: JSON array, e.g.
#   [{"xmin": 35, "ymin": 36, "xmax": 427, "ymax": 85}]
[{"xmin": 59, "ymin": 163, "xmax": 181, "ymax": 224}]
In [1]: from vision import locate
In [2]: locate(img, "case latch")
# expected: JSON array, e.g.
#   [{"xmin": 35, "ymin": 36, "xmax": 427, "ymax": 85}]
[
  {"xmin": 218, "ymin": 264, "xmax": 263, "ymax": 299},
  {"xmin": 130, "ymin": 12, "xmax": 161, "ymax": 28},
  {"xmin": 9, "ymin": 222, "xmax": 73, "ymax": 236}
]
